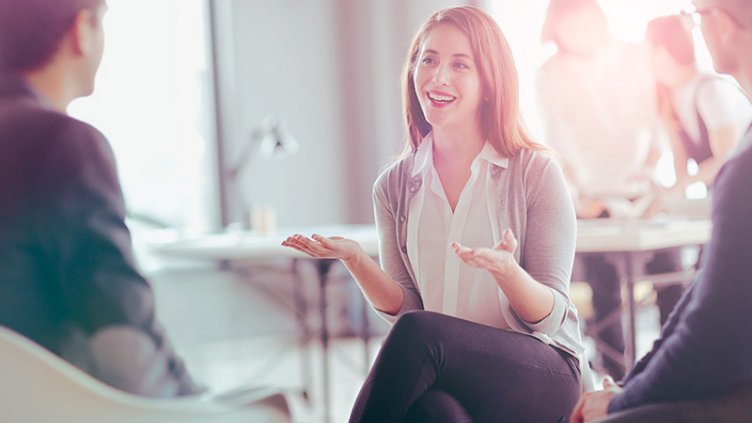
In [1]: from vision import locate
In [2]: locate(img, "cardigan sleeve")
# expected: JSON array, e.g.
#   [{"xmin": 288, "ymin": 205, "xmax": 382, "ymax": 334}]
[
  {"xmin": 371, "ymin": 166, "xmax": 423, "ymax": 324},
  {"xmin": 516, "ymin": 153, "xmax": 577, "ymax": 335}
]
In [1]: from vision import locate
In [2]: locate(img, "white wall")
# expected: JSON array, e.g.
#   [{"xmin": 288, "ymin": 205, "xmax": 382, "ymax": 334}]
[
  {"xmin": 213, "ymin": 0, "xmax": 472, "ymax": 226},
  {"xmin": 213, "ymin": 0, "xmax": 347, "ymax": 227}
]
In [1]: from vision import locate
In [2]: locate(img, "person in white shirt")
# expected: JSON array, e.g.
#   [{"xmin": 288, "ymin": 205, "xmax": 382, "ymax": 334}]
[
  {"xmin": 536, "ymin": 0, "xmax": 688, "ymax": 381},
  {"xmin": 646, "ymin": 14, "xmax": 752, "ymax": 205},
  {"xmin": 283, "ymin": 6, "xmax": 586, "ymax": 422}
]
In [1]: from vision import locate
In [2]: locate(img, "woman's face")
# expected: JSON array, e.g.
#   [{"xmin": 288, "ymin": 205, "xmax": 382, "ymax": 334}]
[{"xmin": 412, "ymin": 23, "xmax": 483, "ymax": 133}]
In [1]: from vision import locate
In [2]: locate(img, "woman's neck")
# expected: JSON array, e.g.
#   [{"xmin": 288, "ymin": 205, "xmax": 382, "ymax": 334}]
[{"xmin": 431, "ymin": 125, "xmax": 485, "ymax": 167}]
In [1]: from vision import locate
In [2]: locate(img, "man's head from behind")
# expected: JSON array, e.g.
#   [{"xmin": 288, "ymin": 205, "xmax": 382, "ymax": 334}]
[
  {"xmin": 692, "ymin": 0, "xmax": 752, "ymax": 78},
  {"xmin": 0, "ymin": 0, "xmax": 106, "ymax": 98}
]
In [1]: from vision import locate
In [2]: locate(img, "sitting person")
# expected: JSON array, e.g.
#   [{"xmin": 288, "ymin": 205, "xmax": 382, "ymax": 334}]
[
  {"xmin": 570, "ymin": 0, "xmax": 752, "ymax": 421},
  {"xmin": 0, "ymin": 0, "xmax": 200, "ymax": 396},
  {"xmin": 284, "ymin": 6, "xmax": 587, "ymax": 422}
]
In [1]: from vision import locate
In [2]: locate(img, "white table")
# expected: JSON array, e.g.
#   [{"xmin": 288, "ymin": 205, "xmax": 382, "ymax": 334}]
[
  {"xmin": 154, "ymin": 225, "xmax": 378, "ymax": 423},
  {"xmin": 575, "ymin": 218, "xmax": 712, "ymax": 369}
]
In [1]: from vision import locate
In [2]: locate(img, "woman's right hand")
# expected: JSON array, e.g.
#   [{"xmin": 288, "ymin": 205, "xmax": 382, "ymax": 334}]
[{"xmin": 281, "ymin": 233, "xmax": 362, "ymax": 263}]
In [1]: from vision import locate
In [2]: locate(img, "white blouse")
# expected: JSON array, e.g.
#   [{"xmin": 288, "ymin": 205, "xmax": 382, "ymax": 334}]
[{"xmin": 406, "ymin": 135, "xmax": 511, "ymax": 329}]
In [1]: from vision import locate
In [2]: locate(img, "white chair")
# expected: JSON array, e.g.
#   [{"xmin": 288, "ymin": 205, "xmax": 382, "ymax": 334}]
[{"xmin": 0, "ymin": 326, "xmax": 292, "ymax": 423}]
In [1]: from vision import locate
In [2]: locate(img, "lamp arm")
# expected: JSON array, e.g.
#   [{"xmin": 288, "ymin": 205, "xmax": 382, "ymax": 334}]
[{"xmin": 227, "ymin": 128, "xmax": 263, "ymax": 179}]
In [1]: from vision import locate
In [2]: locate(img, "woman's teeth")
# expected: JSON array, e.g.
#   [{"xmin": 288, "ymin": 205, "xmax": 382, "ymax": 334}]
[{"xmin": 428, "ymin": 92, "xmax": 456, "ymax": 103}]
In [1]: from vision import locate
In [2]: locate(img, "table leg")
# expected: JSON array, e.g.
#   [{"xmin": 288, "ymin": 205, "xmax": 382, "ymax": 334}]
[
  {"xmin": 624, "ymin": 252, "xmax": 637, "ymax": 369},
  {"xmin": 315, "ymin": 259, "xmax": 335, "ymax": 423},
  {"xmin": 291, "ymin": 259, "xmax": 312, "ymax": 403}
]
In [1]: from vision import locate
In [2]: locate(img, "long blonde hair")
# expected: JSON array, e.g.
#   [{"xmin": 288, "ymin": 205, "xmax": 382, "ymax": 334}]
[{"xmin": 401, "ymin": 6, "xmax": 544, "ymax": 157}]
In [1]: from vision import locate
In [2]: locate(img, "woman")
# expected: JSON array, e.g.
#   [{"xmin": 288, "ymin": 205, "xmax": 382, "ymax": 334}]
[
  {"xmin": 283, "ymin": 6, "xmax": 585, "ymax": 422},
  {"xmin": 646, "ymin": 14, "xmax": 752, "ymax": 200}
]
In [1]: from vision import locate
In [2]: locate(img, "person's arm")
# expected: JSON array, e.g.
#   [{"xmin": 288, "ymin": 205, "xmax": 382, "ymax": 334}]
[
  {"xmin": 608, "ymin": 149, "xmax": 752, "ymax": 413},
  {"xmin": 281, "ymin": 167, "xmax": 421, "ymax": 320},
  {"xmin": 282, "ymin": 234, "xmax": 405, "ymax": 315},
  {"xmin": 53, "ymin": 121, "xmax": 200, "ymax": 396},
  {"xmin": 668, "ymin": 128, "xmax": 690, "ymax": 188},
  {"xmin": 366, "ymin": 170, "xmax": 423, "ymax": 318},
  {"xmin": 677, "ymin": 125, "xmax": 742, "ymax": 189},
  {"xmin": 452, "ymin": 228, "xmax": 555, "ymax": 324},
  {"xmin": 454, "ymin": 155, "xmax": 576, "ymax": 333}
]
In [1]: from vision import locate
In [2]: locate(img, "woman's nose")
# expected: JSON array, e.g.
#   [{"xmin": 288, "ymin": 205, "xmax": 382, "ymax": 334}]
[{"xmin": 432, "ymin": 64, "xmax": 450, "ymax": 85}]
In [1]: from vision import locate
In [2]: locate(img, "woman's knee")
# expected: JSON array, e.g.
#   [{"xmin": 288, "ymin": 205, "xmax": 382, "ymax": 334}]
[{"xmin": 391, "ymin": 310, "xmax": 449, "ymax": 341}]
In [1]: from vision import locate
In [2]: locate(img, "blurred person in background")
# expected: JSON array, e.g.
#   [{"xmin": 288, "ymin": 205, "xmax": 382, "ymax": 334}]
[
  {"xmin": 571, "ymin": 0, "xmax": 752, "ymax": 420},
  {"xmin": 536, "ymin": 0, "xmax": 688, "ymax": 381},
  {"xmin": 645, "ymin": 14, "xmax": 752, "ymax": 213}
]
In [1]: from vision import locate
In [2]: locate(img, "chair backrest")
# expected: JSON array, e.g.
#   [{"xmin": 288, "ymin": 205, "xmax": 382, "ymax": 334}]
[{"xmin": 0, "ymin": 326, "xmax": 291, "ymax": 423}]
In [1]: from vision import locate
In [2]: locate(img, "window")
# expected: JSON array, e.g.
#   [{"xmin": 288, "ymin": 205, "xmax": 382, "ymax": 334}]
[{"xmin": 69, "ymin": 0, "xmax": 216, "ymax": 230}]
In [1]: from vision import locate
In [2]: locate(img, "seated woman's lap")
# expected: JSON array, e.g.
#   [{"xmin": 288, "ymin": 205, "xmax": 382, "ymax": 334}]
[
  {"xmin": 405, "ymin": 389, "xmax": 473, "ymax": 423},
  {"xmin": 359, "ymin": 310, "xmax": 580, "ymax": 422}
]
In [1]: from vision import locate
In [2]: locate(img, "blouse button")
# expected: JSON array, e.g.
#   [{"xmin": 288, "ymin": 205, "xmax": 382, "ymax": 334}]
[{"xmin": 399, "ymin": 215, "xmax": 406, "ymax": 223}]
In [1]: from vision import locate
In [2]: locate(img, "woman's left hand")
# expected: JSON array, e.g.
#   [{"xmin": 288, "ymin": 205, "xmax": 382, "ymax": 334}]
[{"xmin": 451, "ymin": 228, "xmax": 519, "ymax": 279}]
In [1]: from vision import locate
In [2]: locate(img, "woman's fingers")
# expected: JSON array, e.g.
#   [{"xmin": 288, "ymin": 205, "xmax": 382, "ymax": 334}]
[
  {"xmin": 452, "ymin": 243, "xmax": 499, "ymax": 270},
  {"xmin": 282, "ymin": 235, "xmax": 320, "ymax": 257},
  {"xmin": 311, "ymin": 234, "xmax": 336, "ymax": 250},
  {"xmin": 451, "ymin": 242, "xmax": 475, "ymax": 261},
  {"xmin": 500, "ymin": 228, "xmax": 518, "ymax": 253},
  {"xmin": 283, "ymin": 234, "xmax": 329, "ymax": 257}
]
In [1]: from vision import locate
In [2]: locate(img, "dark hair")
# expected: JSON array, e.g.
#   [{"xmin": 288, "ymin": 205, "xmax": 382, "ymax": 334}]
[
  {"xmin": 0, "ymin": 0, "xmax": 101, "ymax": 72},
  {"xmin": 646, "ymin": 15, "xmax": 695, "ymax": 66},
  {"xmin": 401, "ymin": 6, "xmax": 543, "ymax": 157}
]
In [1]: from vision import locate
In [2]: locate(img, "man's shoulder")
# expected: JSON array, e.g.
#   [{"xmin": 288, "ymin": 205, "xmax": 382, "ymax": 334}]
[{"xmin": 0, "ymin": 99, "xmax": 104, "ymax": 149}]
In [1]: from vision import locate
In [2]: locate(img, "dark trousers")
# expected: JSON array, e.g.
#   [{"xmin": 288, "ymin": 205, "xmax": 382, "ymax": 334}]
[
  {"xmin": 349, "ymin": 311, "xmax": 581, "ymax": 423},
  {"xmin": 585, "ymin": 250, "xmax": 684, "ymax": 380}
]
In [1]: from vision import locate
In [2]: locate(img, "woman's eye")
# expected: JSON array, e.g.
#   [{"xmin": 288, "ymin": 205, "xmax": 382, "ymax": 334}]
[
  {"xmin": 454, "ymin": 62, "xmax": 469, "ymax": 70},
  {"xmin": 421, "ymin": 56, "xmax": 436, "ymax": 65}
]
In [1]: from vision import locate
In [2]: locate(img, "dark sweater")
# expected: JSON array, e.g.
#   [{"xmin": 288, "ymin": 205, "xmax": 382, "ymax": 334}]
[
  {"xmin": 0, "ymin": 73, "xmax": 199, "ymax": 396},
  {"xmin": 609, "ymin": 128, "xmax": 752, "ymax": 412}
]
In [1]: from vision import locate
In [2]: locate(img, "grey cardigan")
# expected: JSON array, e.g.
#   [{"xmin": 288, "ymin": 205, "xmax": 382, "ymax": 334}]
[{"xmin": 372, "ymin": 147, "xmax": 585, "ymax": 362}]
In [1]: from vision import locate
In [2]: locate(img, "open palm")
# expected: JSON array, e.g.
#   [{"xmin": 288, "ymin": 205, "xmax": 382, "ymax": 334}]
[
  {"xmin": 452, "ymin": 228, "xmax": 519, "ymax": 278},
  {"xmin": 281, "ymin": 233, "xmax": 361, "ymax": 261}
]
